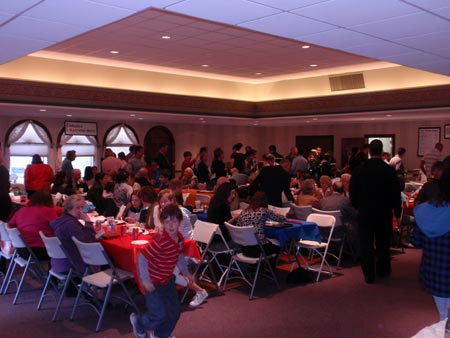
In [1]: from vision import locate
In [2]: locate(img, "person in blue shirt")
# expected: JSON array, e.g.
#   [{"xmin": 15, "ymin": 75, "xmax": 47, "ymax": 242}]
[{"xmin": 414, "ymin": 168, "xmax": 450, "ymax": 320}]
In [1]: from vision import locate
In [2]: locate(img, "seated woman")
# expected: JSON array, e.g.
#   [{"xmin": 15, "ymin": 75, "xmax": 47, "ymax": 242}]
[
  {"xmin": 123, "ymin": 191, "xmax": 144, "ymax": 224},
  {"xmin": 296, "ymin": 179, "xmax": 321, "ymax": 208},
  {"xmin": 236, "ymin": 191, "xmax": 283, "ymax": 258},
  {"xmin": 8, "ymin": 190, "xmax": 57, "ymax": 263},
  {"xmin": 319, "ymin": 175, "xmax": 333, "ymax": 198}
]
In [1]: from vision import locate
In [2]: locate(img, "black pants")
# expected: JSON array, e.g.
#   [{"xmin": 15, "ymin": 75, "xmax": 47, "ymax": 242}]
[{"xmin": 358, "ymin": 212, "xmax": 392, "ymax": 280}]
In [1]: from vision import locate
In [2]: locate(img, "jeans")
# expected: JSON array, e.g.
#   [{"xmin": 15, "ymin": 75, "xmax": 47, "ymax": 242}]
[
  {"xmin": 136, "ymin": 275, "xmax": 180, "ymax": 338},
  {"xmin": 433, "ymin": 295, "xmax": 450, "ymax": 321}
]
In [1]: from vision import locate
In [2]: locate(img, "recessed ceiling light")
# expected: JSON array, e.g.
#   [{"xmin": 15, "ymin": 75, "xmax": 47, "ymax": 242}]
[
  {"xmin": 130, "ymin": 114, "xmax": 136, "ymax": 117},
  {"xmin": 66, "ymin": 114, "xmax": 72, "ymax": 117},
  {"xmin": 138, "ymin": 117, "xmax": 143, "ymax": 120},
  {"xmin": 199, "ymin": 117, "xmax": 204, "ymax": 121},
  {"xmin": 309, "ymin": 64, "xmax": 318, "ymax": 67},
  {"xmin": 371, "ymin": 118, "xmax": 376, "ymax": 120},
  {"xmin": 306, "ymin": 121, "xmax": 311, "ymax": 123},
  {"xmin": 255, "ymin": 72, "xmax": 262, "ymax": 75},
  {"xmin": 109, "ymin": 50, "xmax": 119, "ymax": 54},
  {"xmin": 39, "ymin": 109, "xmax": 47, "ymax": 112},
  {"xmin": 302, "ymin": 45, "xmax": 310, "ymax": 49},
  {"xmin": 312, "ymin": 118, "xmax": 318, "ymax": 121},
  {"xmin": 201, "ymin": 120, "xmax": 206, "ymax": 124},
  {"xmin": 386, "ymin": 114, "xmax": 393, "ymax": 117},
  {"xmin": 201, "ymin": 64, "xmax": 209, "ymax": 68},
  {"xmin": 161, "ymin": 35, "xmax": 171, "ymax": 40}
]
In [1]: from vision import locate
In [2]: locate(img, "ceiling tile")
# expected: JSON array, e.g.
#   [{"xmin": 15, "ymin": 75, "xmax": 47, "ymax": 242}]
[
  {"xmin": 382, "ymin": 51, "xmax": 445, "ymax": 66},
  {"xmin": 1, "ymin": 16, "xmax": 87, "ymax": 42},
  {"xmin": 240, "ymin": 12, "xmax": 336, "ymax": 38},
  {"xmin": 292, "ymin": 0, "xmax": 419, "ymax": 27},
  {"xmin": 403, "ymin": 0, "xmax": 450, "ymax": 10},
  {"xmin": 394, "ymin": 30, "xmax": 450, "ymax": 51},
  {"xmin": 432, "ymin": 6, "xmax": 450, "ymax": 19},
  {"xmin": 250, "ymin": 0, "xmax": 328, "ymax": 11},
  {"xmin": 0, "ymin": 0, "xmax": 41, "ymax": 14},
  {"xmin": 346, "ymin": 40, "xmax": 416, "ymax": 58},
  {"xmin": 0, "ymin": 33, "xmax": 51, "ymax": 64},
  {"xmin": 351, "ymin": 12, "xmax": 450, "ymax": 40},
  {"xmin": 166, "ymin": 0, "xmax": 281, "ymax": 25},
  {"xmin": 24, "ymin": 0, "xmax": 134, "ymax": 29},
  {"xmin": 432, "ymin": 46, "xmax": 450, "ymax": 58},
  {"xmin": 0, "ymin": 11, "xmax": 14, "ymax": 24},
  {"xmin": 88, "ymin": 0, "xmax": 154, "ymax": 11},
  {"xmin": 416, "ymin": 59, "xmax": 450, "ymax": 76},
  {"xmin": 299, "ymin": 28, "xmax": 382, "ymax": 49}
]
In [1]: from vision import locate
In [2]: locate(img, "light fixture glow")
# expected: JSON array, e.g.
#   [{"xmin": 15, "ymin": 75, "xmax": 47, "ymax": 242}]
[
  {"xmin": 386, "ymin": 114, "xmax": 393, "ymax": 117},
  {"xmin": 255, "ymin": 72, "xmax": 262, "ymax": 75},
  {"xmin": 302, "ymin": 45, "xmax": 310, "ymax": 49},
  {"xmin": 109, "ymin": 50, "xmax": 119, "ymax": 54},
  {"xmin": 66, "ymin": 114, "xmax": 72, "ymax": 117},
  {"xmin": 309, "ymin": 64, "xmax": 318, "ymax": 67},
  {"xmin": 161, "ymin": 35, "xmax": 171, "ymax": 39},
  {"xmin": 312, "ymin": 118, "xmax": 318, "ymax": 121},
  {"xmin": 201, "ymin": 64, "xmax": 209, "ymax": 68},
  {"xmin": 199, "ymin": 117, "xmax": 204, "ymax": 121},
  {"xmin": 130, "ymin": 114, "xmax": 136, "ymax": 117},
  {"xmin": 39, "ymin": 109, "xmax": 47, "ymax": 112}
]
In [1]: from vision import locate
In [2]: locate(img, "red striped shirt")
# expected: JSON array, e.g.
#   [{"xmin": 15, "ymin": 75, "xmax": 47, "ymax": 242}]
[{"xmin": 141, "ymin": 230, "xmax": 183, "ymax": 285}]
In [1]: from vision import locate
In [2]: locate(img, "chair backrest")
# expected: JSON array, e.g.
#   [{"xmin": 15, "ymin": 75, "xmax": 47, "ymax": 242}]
[
  {"xmin": 224, "ymin": 222, "xmax": 258, "ymax": 246},
  {"xmin": 311, "ymin": 208, "xmax": 342, "ymax": 226},
  {"xmin": 290, "ymin": 203, "xmax": 312, "ymax": 220},
  {"xmin": 268, "ymin": 205, "xmax": 291, "ymax": 216},
  {"xmin": 182, "ymin": 193, "xmax": 190, "ymax": 205},
  {"xmin": 72, "ymin": 237, "xmax": 108, "ymax": 266},
  {"xmin": 0, "ymin": 221, "xmax": 11, "ymax": 242},
  {"xmin": 306, "ymin": 213, "xmax": 336, "ymax": 228},
  {"xmin": 231, "ymin": 209, "xmax": 242, "ymax": 218},
  {"xmin": 39, "ymin": 231, "xmax": 67, "ymax": 260},
  {"xmin": 239, "ymin": 202, "xmax": 249, "ymax": 210},
  {"xmin": 5, "ymin": 226, "xmax": 27, "ymax": 249},
  {"xmin": 192, "ymin": 220, "xmax": 219, "ymax": 245},
  {"xmin": 189, "ymin": 213, "xmax": 198, "ymax": 227},
  {"xmin": 196, "ymin": 194, "xmax": 211, "ymax": 204}
]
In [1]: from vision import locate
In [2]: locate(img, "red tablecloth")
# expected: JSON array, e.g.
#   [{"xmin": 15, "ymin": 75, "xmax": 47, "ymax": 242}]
[{"xmin": 182, "ymin": 189, "xmax": 214, "ymax": 207}]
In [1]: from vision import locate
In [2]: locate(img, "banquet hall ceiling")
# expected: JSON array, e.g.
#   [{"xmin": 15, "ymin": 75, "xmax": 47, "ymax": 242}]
[{"xmin": 1, "ymin": 0, "xmax": 450, "ymax": 79}]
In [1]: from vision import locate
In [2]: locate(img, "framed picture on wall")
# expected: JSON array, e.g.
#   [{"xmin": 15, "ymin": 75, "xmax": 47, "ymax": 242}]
[
  {"xmin": 418, "ymin": 127, "xmax": 440, "ymax": 156},
  {"xmin": 445, "ymin": 125, "xmax": 450, "ymax": 139}
]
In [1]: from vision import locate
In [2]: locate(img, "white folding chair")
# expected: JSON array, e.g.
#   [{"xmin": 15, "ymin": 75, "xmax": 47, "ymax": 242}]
[
  {"xmin": 196, "ymin": 221, "xmax": 240, "ymax": 288},
  {"xmin": 4, "ymin": 226, "xmax": 48, "ymax": 304},
  {"xmin": 268, "ymin": 205, "xmax": 291, "ymax": 217},
  {"xmin": 180, "ymin": 220, "xmax": 221, "ymax": 303},
  {"xmin": 0, "ymin": 221, "xmax": 15, "ymax": 294},
  {"xmin": 223, "ymin": 222, "xmax": 280, "ymax": 300},
  {"xmin": 295, "ymin": 213, "xmax": 336, "ymax": 282},
  {"xmin": 290, "ymin": 203, "xmax": 312, "ymax": 221},
  {"xmin": 182, "ymin": 192, "xmax": 190, "ymax": 205},
  {"xmin": 70, "ymin": 237, "xmax": 138, "ymax": 332},
  {"xmin": 311, "ymin": 208, "xmax": 345, "ymax": 268},
  {"xmin": 37, "ymin": 231, "xmax": 80, "ymax": 321},
  {"xmin": 188, "ymin": 213, "xmax": 198, "ymax": 228}
]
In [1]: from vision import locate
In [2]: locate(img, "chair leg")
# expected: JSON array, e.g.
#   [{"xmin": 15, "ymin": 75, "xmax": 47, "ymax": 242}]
[
  {"xmin": 53, "ymin": 272, "xmax": 72, "ymax": 322},
  {"xmin": 249, "ymin": 260, "xmax": 262, "ymax": 300},
  {"xmin": 13, "ymin": 258, "xmax": 31, "ymax": 305},
  {"xmin": 95, "ymin": 283, "xmax": 113, "ymax": 332},
  {"xmin": 37, "ymin": 273, "xmax": 52, "ymax": 310},
  {"xmin": 70, "ymin": 280, "xmax": 85, "ymax": 321},
  {"xmin": 1, "ymin": 258, "xmax": 16, "ymax": 294}
]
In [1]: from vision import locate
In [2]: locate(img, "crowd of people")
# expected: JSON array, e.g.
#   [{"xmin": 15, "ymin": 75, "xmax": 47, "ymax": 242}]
[{"xmin": 2, "ymin": 138, "xmax": 450, "ymax": 334}]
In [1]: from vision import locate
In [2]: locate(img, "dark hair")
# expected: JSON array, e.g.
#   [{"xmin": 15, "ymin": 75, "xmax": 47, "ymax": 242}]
[
  {"xmin": 213, "ymin": 147, "xmax": 223, "ymax": 160},
  {"xmin": 28, "ymin": 190, "xmax": 53, "ymax": 207},
  {"xmin": 249, "ymin": 191, "xmax": 268, "ymax": 209},
  {"xmin": 200, "ymin": 146, "xmax": 207, "ymax": 153},
  {"xmin": 437, "ymin": 169, "xmax": 450, "ymax": 205},
  {"xmin": 333, "ymin": 181, "xmax": 344, "ymax": 194},
  {"xmin": 159, "ymin": 169, "xmax": 171, "ymax": 179},
  {"xmin": 95, "ymin": 172, "xmax": 106, "ymax": 182},
  {"xmin": 183, "ymin": 151, "xmax": 192, "ymax": 157},
  {"xmin": 269, "ymin": 145, "xmax": 277, "ymax": 152},
  {"xmin": 232, "ymin": 143, "xmax": 243, "ymax": 151},
  {"xmin": 160, "ymin": 204, "xmax": 182, "ymax": 221},
  {"xmin": 115, "ymin": 169, "xmax": 129, "ymax": 183},
  {"xmin": 104, "ymin": 181, "xmax": 115, "ymax": 193},
  {"xmin": 139, "ymin": 186, "xmax": 157, "ymax": 204},
  {"xmin": 431, "ymin": 161, "xmax": 445, "ymax": 173},
  {"xmin": 398, "ymin": 147, "xmax": 406, "ymax": 155},
  {"xmin": 168, "ymin": 178, "xmax": 182, "ymax": 190},
  {"xmin": 369, "ymin": 140, "xmax": 383, "ymax": 156},
  {"xmin": 118, "ymin": 152, "xmax": 126, "ymax": 160},
  {"xmin": 66, "ymin": 150, "xmax": 76, "ymax": 159},
  {"xmin": 84, "ymin": 166, "xmax": 94, "ymax": 180},
  {"xmin": 31, "ymin": 154, "xmax": 43, "ymax": 164},
  {"xmin": 211, "ymin": 182, "xmax": 233, "ymax": 205}
]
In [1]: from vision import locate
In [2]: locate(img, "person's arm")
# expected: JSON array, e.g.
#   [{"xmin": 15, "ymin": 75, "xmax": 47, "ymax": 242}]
[
  {"xmin": 137, "ymin": 252, "xmax": 154, "ymax": 292},
  {"xmin": 177, "ymin": 253, "xmax": 193, "ymax": 286},
  {"xmin": 267, "ymin": 209, "xmax": 286, "ymax": 223},
  {"xmin": 419, "ymin": 159, "xmax": 427, "ymax": 176}
]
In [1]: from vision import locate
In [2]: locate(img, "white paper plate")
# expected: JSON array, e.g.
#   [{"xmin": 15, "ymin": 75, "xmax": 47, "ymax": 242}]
[{"xmin": 131, "ymin": 240, "xmax": 149, "ymax": 246}]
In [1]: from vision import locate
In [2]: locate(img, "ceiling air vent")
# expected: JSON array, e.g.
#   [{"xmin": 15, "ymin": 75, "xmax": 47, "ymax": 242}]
[{"xmin": 329, "ymin": 73, "xmax": 365, "ymax": 91}]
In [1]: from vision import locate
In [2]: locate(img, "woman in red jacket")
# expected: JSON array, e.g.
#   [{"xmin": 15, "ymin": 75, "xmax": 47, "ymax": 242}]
[
  {"xmin": 24, "ymin": 154, "xmax": 54, "ymax": 197},
  {"xmin": 8, "ymin": 190, "xmax": 57, "ymax": 262}
]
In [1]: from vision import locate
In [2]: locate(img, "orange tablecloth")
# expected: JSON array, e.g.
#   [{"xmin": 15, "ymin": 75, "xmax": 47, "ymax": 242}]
[{"xmin": 182, "ymin": 189, "xmax": 214, "ymax": 207}]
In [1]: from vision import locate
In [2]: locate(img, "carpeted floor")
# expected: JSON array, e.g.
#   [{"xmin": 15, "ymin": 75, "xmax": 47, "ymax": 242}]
[{"xmin": 0, "ymin": 248, "xmax": 439, "ymax": 338}]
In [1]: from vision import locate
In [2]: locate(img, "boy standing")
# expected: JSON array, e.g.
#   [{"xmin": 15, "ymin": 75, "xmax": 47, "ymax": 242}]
[{"xmin": 130, "ymin": 204, "xmax": 193, "ymax": 338}]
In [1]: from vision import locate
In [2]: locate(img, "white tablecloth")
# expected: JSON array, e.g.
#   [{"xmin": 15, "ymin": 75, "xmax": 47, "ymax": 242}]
[{"xmin": 411, "ymin": 319, "xmax": 445, "ymax": 338}]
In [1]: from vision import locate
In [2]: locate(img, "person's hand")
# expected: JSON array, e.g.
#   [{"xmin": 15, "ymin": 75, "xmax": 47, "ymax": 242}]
[
  {"xmin": 125, "ymin": 216, "xmax": 136, "ymax": 224},
  {"xmin": 142, "ymin": 282, "xmax": 155, "ymax": 293},
  {"xmin": 183, "ymin": 273, "xmax": 194, "ymax": 286}
]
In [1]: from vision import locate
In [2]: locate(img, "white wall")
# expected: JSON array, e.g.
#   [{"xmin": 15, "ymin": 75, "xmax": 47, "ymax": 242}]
[{"xmin": 2, "ymin": 115, "xmax": 450, "ymax": 173}]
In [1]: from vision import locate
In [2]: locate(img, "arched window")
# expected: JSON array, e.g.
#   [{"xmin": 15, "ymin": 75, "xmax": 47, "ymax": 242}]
[
  {"xmin": 144, "ymin": 126, "xmax": 175, "ymax": 164},
  {"xmin": 58, "ymin": 132, "xmax": 97, "ymax": 176},
  {"xmin": 104, "ymin": 124, "xmax": 138, "ymax": 156},
  {"xmin": 6, "ymin": 120, "xmax": 52, "ymax": 184}
]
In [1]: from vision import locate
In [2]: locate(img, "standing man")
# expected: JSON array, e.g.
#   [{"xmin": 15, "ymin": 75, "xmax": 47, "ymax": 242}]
[
  {"xmin": 290, "ymin": 148, "xmax": 309, "ymax": 176},
  {"xmin": 249, "ymin": 154, "xmax": 294, "ymax": 207},
  {"xmin": 155, "ymin": 143, "xmax": 174, "ymax": 179},
  {"xmin": 421, "ymin": 142, "xmax": 444, "ymax": 179},
  {"xmin": 61, "ymin": 150, "xmax": 76, "ymax": 180},
  {"xmin": 350, "ymin": 139, "xmax": 402, "ymax": 284}
]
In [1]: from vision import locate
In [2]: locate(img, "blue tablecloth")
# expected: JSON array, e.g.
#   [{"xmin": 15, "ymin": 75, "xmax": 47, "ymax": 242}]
[
  {"xmin": 264, "ymin": 221, "xmax": 320, "ymax": 247},
  {"xmin": 196, "ymin": 212, "xmax": 208, "ymax": 222}
]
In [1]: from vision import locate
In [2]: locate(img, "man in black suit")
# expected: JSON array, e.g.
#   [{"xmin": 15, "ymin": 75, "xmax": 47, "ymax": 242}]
[
  {"xmin": 249, "ymin": 154, "xmax": 294, "ymax": 207},
  {"xmin": 349, "ymin": 139, "xmax": 402, "ymax": 284}
]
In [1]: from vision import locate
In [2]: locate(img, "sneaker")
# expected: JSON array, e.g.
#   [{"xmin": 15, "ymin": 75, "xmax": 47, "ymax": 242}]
[
  {"xmin": 189, "ymin": 289, "xmax": 208, "ymax": 307},
  {"xmin": 130, "ymin": 313, "xmax": 147, "ymax": 338}
]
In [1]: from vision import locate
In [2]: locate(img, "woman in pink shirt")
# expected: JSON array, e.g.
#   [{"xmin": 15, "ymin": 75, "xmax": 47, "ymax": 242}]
[{"xmin": 9, "ymin": 190, "xmax": 57, "ymax": 262}]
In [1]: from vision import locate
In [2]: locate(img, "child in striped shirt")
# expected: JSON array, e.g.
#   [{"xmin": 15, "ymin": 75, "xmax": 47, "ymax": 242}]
[{"xmin": 130, "ymin": 204, "xmax": 193, "ymax": 338}]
